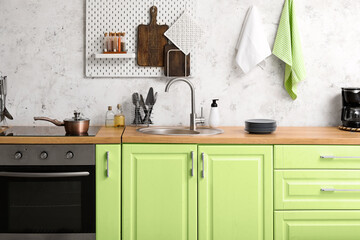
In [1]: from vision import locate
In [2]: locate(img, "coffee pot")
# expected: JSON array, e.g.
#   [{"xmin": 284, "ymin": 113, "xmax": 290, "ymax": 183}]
[{"xmin": 341, "ymin": 88, "xmax": 360, "ymax": 128}]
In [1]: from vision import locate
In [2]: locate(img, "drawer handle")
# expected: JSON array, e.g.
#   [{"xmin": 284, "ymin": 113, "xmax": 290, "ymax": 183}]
[
  {"xmin": 320, "ymin": 156, "xmax": 360, "ymax": 159},
  {"xmin": 201, "ymin": 152, "xmax": 205, "ymax": 178},
  {"xmin": 190, "ymin": 151, "xmax": 194, "ymax": 177},
  {"xmin": 106, "ymin": 151, "xmax": 110, "ymax": 178},
  {"xmin": 321, "ymin": 188, "xmax": 360, "ymax": 192}
]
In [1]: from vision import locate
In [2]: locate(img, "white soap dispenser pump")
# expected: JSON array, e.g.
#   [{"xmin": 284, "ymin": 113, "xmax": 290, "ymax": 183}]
[{"xmin": 209, "ymin": 99, "xmax": 220, "ymax": 128}]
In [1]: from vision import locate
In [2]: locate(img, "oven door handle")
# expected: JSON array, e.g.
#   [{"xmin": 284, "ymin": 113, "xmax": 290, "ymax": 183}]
[{"xmin": 0, "ymin": 171, "xmax": 90, "ymax": 178}]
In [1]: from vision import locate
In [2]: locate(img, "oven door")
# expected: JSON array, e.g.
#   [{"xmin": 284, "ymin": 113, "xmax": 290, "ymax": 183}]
[{"xmin": 0, "ymin": 166, "xmax": 95, "ymax": 240}]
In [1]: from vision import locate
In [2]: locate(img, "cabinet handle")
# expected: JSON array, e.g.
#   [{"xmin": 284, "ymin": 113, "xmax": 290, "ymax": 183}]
[
  {"xmin": 106, "ymin": 151, "xmax": 110, "ymax": 178},
  {"xmin": 320, "ymin": 156, "xmax": 360, "ymax": 159},
  {"xmin": 321, "ymin": 188, "xmax": 360, "ymax": 192},
  {"xmin": 201, "ymin": 152, "xmax": 205, "ymax": 178},
  {"xmin": 190, "ymin": 151, "xmax": 194, "ymax": 177}
]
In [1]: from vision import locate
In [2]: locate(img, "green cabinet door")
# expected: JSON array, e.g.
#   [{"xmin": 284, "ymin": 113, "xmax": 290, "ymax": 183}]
[
  {"xmin": 198, "ymin": 145, "xmax": 273, "ymax": 240},
  {"xmin": 96, "ymin": 144, "xmax": 121, "ymax": 240},
  {"xmin": 275, "ymin": 211, "xmax": 360, "ymax": 240},
  {"xmin": 123, "ymin": 144, "xmax": 197, "ymax": 240}
]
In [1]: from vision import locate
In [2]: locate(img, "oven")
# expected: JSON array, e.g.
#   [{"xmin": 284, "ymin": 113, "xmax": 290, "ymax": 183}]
[{"xmin": 0, "ymin": 145, "xmax": 95, "ymax": 240}]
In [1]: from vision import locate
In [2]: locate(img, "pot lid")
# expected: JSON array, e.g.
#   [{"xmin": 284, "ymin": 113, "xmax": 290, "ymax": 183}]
[{"xmin": 64, "ymin": 111, "xmax": 89, "ymax": 122}]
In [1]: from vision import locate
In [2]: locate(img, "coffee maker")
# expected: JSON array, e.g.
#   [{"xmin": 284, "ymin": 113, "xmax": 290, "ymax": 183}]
[{"xmin": 341, "ymin": 88, "xmax": 360, "ymax": 128}]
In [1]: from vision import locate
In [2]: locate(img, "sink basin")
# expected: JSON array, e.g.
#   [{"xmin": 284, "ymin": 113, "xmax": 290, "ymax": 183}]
[{"xmin": 137, "ymin": 127, "xmax": 224, "ymax": 136}]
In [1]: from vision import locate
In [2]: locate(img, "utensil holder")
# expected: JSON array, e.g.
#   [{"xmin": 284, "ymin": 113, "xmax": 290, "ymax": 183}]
[{"xmin": 132, "ymin": 107, "xmax": 143, "ymax": 126}]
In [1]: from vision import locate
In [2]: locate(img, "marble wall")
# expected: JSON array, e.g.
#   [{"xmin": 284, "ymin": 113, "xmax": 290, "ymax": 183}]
[{"xmin": 1, "ymin": 0, "xmax": 360, "ymax": 127}]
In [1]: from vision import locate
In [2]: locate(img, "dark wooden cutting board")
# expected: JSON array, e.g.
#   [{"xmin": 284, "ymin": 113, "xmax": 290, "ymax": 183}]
[
  {"xmin": 137, "ymin": 6, "xmax": 169, "ymax": 67},
  {"xmin": 164, "ymin": 44, "xmax": 190, "ymax": 77}
]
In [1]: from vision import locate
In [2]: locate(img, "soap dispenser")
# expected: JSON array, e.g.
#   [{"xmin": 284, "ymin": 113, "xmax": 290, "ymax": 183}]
[{"xmin": 209, "ymin": 99, "xmax": 220, "ymax": 128}]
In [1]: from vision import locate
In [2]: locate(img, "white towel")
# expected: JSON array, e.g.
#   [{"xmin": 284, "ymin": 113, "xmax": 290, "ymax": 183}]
[{"xmin": 235, "ymin": 6, "xmax": 271, "ymax": 73}]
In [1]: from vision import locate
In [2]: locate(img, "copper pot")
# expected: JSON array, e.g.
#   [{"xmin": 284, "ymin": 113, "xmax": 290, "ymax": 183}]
[{"xmin": 34, "ymin": 111, "xmax": 90, "ymax": 135}]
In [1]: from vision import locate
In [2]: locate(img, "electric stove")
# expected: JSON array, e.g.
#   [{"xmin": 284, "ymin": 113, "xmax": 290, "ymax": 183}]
[{"xmin": 0, "ymin": 126, "xmax": 101, "ymax": 137}]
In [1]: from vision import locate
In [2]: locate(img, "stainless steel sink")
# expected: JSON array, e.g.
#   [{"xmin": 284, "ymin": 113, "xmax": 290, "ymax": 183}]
[{"xmin": 137, "ymin": 127, "xmax": 224, "ymax": 136}]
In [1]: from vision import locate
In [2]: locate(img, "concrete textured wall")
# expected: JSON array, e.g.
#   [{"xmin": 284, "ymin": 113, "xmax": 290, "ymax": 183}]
[{"xmin": 1, "ymin": 0, "xmax": 360, "ymax": 127}]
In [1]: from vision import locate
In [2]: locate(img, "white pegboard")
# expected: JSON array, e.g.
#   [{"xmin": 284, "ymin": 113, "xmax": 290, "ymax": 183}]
[{"xmin": 86, "ymin": 0, "xmax": 196, "ymax": 78}]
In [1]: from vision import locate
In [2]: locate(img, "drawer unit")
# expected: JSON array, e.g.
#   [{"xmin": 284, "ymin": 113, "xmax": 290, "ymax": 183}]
[
  {"xmin": 275, "ymin": 145, "xmax": 360, "ymax": 169},
  {"xmin": 275, "ymin": 170, "xmax": 360, "ymax": 210},
  {"xmin": 275, "ymin": 211, "xmax": 360, "ymax": 240}
]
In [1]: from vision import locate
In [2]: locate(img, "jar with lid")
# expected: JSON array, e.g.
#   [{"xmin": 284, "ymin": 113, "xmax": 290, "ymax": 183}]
[
  {"xmin": 103, "ymin": 33, "xmax": 109, "ymax": 53},
  {"xmin": 120, "ymin": 33, "xmax": 127, "ymax": 53},
  {"xmin": 114, "ymin": 104, "xmax": 125, "ymax": 127},
  {"xmin": 105, "ymin": 106, "xmax": 115, "ymax": 127}
]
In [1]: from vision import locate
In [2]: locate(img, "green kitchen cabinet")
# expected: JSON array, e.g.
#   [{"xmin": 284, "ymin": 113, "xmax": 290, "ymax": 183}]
[
  {"xmin": 198, "ymin": 145, "xmax": 273, "ymax": 240},
  {"xmin": 123, "ymin": 144, "xmax": 198, "ymax": 240},
  {"xmin": 275, "ymin": 211, "xmax": 360, "ymax": 240},
  {"xmin": 96, "ymin": 144, "xmax": 121, "ymax": 240}
]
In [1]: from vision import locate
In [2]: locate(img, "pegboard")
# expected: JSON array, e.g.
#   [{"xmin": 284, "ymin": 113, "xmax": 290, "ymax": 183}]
[{"xmin": 86, "ymin": 0, "xmax": 196, "ymax": 78}]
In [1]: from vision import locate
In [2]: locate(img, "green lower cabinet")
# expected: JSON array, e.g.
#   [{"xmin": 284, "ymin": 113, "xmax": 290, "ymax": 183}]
[
  {"xmin": 123, "ymin": 144, "xmax": 198, "ymax": 240},
  {"xmin": 275, "ymin": 211, "xmax": 360, "ymax": 240},
  {"xmin": 198, "ymin": 145, "xmax": 273, "ymax": 240},
  {"xmin": 96, "ymin": 144, "xmax": 121, "ymax": 240}
]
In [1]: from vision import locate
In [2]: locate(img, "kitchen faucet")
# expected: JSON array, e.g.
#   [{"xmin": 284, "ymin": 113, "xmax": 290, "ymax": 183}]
[{"xmin": 165, "ymin": 78, "xmax": 205, "ymax": 131}]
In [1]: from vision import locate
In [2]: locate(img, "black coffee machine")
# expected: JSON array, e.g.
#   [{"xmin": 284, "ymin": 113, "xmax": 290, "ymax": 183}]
[{"xmin": 341, "ymin": 88, "xmax": 360, "ymax": 128}]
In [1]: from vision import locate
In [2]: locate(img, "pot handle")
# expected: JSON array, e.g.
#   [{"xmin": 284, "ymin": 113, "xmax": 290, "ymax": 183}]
[{"xmin": 34, "ymin": 117, "xmax": 65, "ymax": 126}]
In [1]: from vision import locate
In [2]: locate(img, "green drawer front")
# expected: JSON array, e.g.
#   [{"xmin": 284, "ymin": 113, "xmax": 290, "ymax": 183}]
[
  {"xmin": 275, "ymin": 145, "xmax": 360, "ymax": 169},
  {"xmin": 275, "ymin": 211, "xmax": 360, "ymax": 240},
  {"xmin": 275, "ymin": 170, "xmax": 360, "ymax": 210}
]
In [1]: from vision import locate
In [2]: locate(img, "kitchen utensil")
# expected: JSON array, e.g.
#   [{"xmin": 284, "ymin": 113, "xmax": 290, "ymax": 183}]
[
  {"xmin": 132, "ymin": 93, "xmax": 143, "ymax": 125},
  {"xmin": 245, "ymin": 119, "xmax": 277, "ymax": 134},
  {"xmin": 154, "ymin": 92, "xmax": 158, "ymax": 104},
  {"xmin": 144, "ymin": 88, "xmax": 155, "ymax": 125},
  {"xmin": 341, "ymin": 88, "xmax": 360, "ymax": 128},
  {"xmin": 34, "ymin": 111, "xmax": 90, "ymax": 135},
  {"xmin": 4, "ymin": 107, "xmax": 13, "ymax": 120},
  {"xmin": 0, "ymin": 74, "xmax": 8, "ymax": 123},
  {"xmin": 137, "ymin": 6, "xmax": 169, "ymax": 67},
  {"xmin": 132, "ymin": 93, "xmax": 140, "ymax": 107},
  {"xmin": 164, "ymin": 44, "xmax": 190, "ymax": 77},
  {"xmin": 140, "ymin": 94, "xmax": 148, "ymax": 118}
]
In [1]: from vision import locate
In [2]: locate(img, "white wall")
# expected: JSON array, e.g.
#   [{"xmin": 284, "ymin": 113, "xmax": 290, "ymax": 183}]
[{"xmin": 1, "ymin": 0, "xmax": 360, "ymax": 127}]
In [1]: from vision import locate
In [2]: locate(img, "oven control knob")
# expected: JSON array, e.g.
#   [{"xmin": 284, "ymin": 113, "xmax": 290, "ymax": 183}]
[
  {"xmin": 14, "ymin": 152, "xmax": 22, "ymax": 160},
  {"xmin": 40, "ymin": 151, "xmax": 48, "ymax": 159},
  {"xmin": 66, "ymin": 151, "xmax": 74, "ymax": 159}
]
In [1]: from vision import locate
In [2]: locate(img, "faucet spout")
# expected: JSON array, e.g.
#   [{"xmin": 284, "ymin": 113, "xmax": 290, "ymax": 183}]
[
  {"xmin": 165, "ymin": 78, "xmax": 204, "ymax": 131},
  {"xmin": 165, "ymin": 78, "xmax": 195, "ymax": 115}
]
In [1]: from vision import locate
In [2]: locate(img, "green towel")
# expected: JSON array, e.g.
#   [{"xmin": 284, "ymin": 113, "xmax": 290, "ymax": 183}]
[{"xmin": 273, "ymin": 0, "xmax": 306, "ymax": 100}]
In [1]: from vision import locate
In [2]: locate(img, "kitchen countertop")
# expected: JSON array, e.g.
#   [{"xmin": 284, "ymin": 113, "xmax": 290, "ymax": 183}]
[
  {"xmin": 123, "ymin": 126, "xmax": 360, "ymax": 145},
  {"xmin": 2, "ymin": 126, "xmax": 360, "ymax": 145},
  {"xmin": 0, "ymin": 127, "xmax": 124, "ymax": 144}
]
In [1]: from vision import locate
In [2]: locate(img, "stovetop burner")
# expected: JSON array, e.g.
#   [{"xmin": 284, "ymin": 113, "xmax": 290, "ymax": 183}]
[{"xmin": 0, "ymin": 126, "xmax": 101, "ymax": 137}]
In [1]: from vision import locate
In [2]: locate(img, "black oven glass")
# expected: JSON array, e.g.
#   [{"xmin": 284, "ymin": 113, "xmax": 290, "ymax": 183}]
[{"xmin": 0, "ymin": 166, "xmax": 95, "ymax": 234}]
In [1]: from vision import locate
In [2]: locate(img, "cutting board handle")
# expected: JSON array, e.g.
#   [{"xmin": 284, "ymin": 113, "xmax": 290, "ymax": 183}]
[{"xmin": 150, "ymin": 6, "xmax": 158, "ymax": 26}]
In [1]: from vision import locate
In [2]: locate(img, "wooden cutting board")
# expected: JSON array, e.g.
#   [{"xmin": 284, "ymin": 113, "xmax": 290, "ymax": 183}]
[
  {"xmin": 137, "ymin": 6, "xmax": 169, "ymax": 67},
  {"xmin": 164, "ymin": 44, "xmax": 190, "ymax": 77}
]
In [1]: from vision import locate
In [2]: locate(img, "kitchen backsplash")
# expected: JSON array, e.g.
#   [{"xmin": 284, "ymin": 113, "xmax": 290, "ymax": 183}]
[{"xmin": 1, "ymin": 0, "xmax": 359, "ymax": 127}]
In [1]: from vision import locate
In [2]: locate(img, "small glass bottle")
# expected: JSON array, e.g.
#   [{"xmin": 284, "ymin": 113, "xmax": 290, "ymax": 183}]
[
  {"xmin": 108, "ymin": 33, "xmax": 113, "ymax": 53},
  {"xmin": 121, "ymin": 33, "xmax": 127, "ymax": 53},
  {"xmin": 113, "ymin": 32, "xmax": 118, "ymax": 52},
  {"xmin": 117, "ymin": 33, "xmax": 122, "ymax": 52},
  {"xmin": 105, "ymin": 106, "xmax": 115, "ymax": 127},
  {"xmin": 103, "ymin": 33, "xmax": 108, "ymax": 53},
  {"xmin": 114, "ymin": 104, "xmax": 125, "ymax": 127}
]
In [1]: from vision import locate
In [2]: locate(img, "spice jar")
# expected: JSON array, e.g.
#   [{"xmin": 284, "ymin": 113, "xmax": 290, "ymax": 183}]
[{"xmin": 120, "ymin": 32, "xmax": 127, "ymax": 53}]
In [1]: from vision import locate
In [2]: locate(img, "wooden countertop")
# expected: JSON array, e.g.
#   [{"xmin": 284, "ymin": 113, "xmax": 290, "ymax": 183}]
[
  {"xmin": 2, "ymin": 126, "xmax": 360, "ymax": 145},
  {"xmin": 0, "ymin": 127, "xmax": 123, "ymax": 144},
  {"xmin": 122, "ymin": 126, "xmax": 360, "ymax": 145}
]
